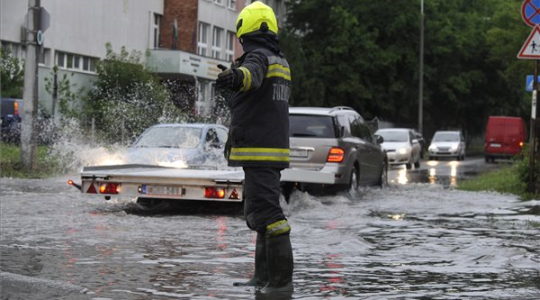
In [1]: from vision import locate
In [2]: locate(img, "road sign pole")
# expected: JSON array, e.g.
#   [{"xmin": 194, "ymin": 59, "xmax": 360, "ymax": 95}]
[{"xmin": 529, "ymin": 60, "xmax": 538, "ymax": 193}]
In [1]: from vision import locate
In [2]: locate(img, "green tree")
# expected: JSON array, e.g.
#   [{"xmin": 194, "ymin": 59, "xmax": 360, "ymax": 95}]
[
  {"xmin": 44, "ymin": 66, "xmax": 87, "ymax": 122},
  {"xmin": 282, "ymin": 0, "xmax": 530, "ymax": 139},
  {"xmin": 88, "ymin": 43, "xmax": 181, "ymax": 143},
  {"xmin": 0, "ymin": 48, "xmax": 24, "ymax": 98}
]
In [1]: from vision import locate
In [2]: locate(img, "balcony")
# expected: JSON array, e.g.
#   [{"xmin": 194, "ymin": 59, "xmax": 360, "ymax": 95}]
[{"xmin": 146, "ymin": 49, "xmax": 231, "ymax": 81}]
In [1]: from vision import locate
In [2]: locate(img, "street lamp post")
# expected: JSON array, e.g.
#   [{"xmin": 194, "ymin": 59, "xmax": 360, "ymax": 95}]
[{"xmin": 418, "ymin": 0, "xmax": 424, "ymax": 134}]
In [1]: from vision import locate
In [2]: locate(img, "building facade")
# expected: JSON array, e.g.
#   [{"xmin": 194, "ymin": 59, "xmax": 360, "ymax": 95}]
[{"xmin": 0, "ymin": 0, "xmax": 287, "ymax": 118}]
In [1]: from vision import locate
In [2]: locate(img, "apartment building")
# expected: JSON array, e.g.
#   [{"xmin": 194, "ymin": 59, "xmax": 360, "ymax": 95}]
[{"xmin": 0, "ymin": 0, "xmax": 287, "ymax": 117}]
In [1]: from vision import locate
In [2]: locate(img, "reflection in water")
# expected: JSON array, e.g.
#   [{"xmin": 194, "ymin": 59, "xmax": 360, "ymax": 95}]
[
  {"xmin": 393, "ymin": 166, "xmax": 409, "ymax": 185},
  {"xmin": 388, "ymin": 213, "xmax": 405, "ymax": 220},
  {"xmin": 216, "ymin": 216, "xmax": 228, "ymax": 251},
  {"xmin": 429, "ymin": 168, "xmax": 437, "ymax": 184},
  {"xmin": 390, "ymin": 159, "xmax": 472, "ymax": 187}
]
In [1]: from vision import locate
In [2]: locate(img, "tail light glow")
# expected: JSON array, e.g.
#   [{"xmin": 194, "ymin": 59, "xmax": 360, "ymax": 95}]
[
  {"xmin": 205, "ymin": 187, "xmax": 226, "ymax": 199},
  {"xmin": 14, "ymin": 101, "xmax": 19, "ymax": 115},
  {"xmin": 327, "ymin": 147, "xmax": 345, "ymax": 163},
  {"xmin": 99, "ymin": 182, "xmax": 120, "ymax": 194},
  {"xmin": 519, "ymin": 141, "xmax": 524, "ymax": 148}
]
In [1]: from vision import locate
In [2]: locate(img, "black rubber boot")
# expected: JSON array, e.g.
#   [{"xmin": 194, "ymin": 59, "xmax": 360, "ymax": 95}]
[
  {"xmin": 233, "ymin": 233, "xmax": 268, "ymax": 287},
  {"xmin": 258, "ymin": 234, "xmax": 293, "ymax": 294}
]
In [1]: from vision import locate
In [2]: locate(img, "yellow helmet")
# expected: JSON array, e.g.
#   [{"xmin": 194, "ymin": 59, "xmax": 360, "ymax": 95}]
[{"xmin": 236, "ymin": 1, "xmax": 278, "ymax": 38}]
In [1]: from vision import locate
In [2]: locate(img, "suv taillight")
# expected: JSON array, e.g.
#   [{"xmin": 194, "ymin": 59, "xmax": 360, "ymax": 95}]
[{"xmin": 327, "ymin": 147, "xmax": 345, "ymax": 163}]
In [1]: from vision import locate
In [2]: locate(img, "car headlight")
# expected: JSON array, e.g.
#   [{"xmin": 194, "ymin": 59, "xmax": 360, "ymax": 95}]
[
  {"xmin": 398, "ymin": 148, "xmax": 408, "ymax": 155},
  {"xmin": 450, "ymin": 145, "xmax": 458, "ymax": 151},
  {"xmin": 429, "ymin": 145, "xmax": 437, "ymax": 151}
]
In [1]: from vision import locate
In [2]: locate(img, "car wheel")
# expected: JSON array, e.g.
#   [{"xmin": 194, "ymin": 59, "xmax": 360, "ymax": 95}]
[
  {"xmin": 414, "ymin": 159, "xmax": 420, "ymax": 168},
  {"xmin": 348, "ymin": 166, "xmax": 359, "ymax": 193},
  {"xmin": 377, "ymin": 160, "xmax": 388, "ymax": 188},
  {"xmin": 406, "ymin": 157, "xmax": 412, "ymax": 169},
  {"xmin": 136, "ymin": 198, "xmax": 166, "ymax": 210}
]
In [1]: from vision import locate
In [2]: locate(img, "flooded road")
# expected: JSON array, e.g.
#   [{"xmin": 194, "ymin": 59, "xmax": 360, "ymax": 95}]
[{"xmin": 1, "ymin": 160, "xmax": 539, "ymax": 300}]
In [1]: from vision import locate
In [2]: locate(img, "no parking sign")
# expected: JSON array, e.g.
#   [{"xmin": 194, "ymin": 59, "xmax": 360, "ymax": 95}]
[{"xmin": 522, "ymin": 0, "xmax": 540, "ymax": 27}]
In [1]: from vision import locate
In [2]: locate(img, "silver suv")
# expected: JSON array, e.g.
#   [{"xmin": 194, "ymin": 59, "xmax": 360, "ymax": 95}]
[{"xmin": 287, "ymin": 106, "xmax": 387, "ymax": 193}]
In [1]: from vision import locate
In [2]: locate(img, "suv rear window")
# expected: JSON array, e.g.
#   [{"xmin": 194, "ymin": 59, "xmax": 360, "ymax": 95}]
[{"xmin": 289, "ymin": 115, "xmax": 336, "ymax": 138}]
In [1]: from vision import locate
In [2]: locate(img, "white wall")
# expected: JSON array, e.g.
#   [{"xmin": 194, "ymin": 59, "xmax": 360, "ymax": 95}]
[
  {"xmin": 1, "ymin": 0, "xmax": 163, "ymax": 58},
  {"xmin": 1, "ymin": 0, "xmax": 164, "ymax": 117}
]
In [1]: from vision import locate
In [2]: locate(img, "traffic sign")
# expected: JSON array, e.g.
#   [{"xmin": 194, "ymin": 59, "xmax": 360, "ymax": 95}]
[
  {"xmin": 36, "ymin": 30, "xmax": 44, "ymax": 45},
  {"xmin": 40, "ymin": 8, "xmax": 50, "ymax": 32},
  {"xmin": 522, "ymin": 0, "xmax": 540, "ymax": 27},
  {"xmin": 518, "ymin": 25, "xmax": 540, "ymax": 59},
  {"xmin": 526, "ymin": 75, "xmax": 540, "ymax": 91}
]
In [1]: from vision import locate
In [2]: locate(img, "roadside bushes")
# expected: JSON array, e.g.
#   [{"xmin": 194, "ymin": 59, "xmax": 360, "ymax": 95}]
[{"xmin": 87, "ymin": 43, "xmax": 184, "ymax": 144}]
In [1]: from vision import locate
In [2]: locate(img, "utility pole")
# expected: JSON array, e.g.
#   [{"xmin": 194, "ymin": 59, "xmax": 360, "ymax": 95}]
[
  {"xmin": 418, "ymin": 0, "xmax": 425, "ymax": 134},
  {"xmin": 21, "ymin": 0, "xmax": 41, "ymax": 172}
]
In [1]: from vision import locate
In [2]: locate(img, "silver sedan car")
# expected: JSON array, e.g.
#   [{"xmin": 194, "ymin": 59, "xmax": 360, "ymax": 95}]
[{"xmin": 375, "ymin": 128, "xmax": 422, "ymax": 169}]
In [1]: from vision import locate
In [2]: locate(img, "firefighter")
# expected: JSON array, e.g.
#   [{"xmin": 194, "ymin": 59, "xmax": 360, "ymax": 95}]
[{"xmin": 215, "ymin": 1, "xmax": 293, "ymax": 294}]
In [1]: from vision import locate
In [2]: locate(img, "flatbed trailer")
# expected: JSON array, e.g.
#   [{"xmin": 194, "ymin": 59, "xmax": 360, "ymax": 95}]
[{"xmin": 69, "ymin": 164, "xmax": 335, "ymax": 203}]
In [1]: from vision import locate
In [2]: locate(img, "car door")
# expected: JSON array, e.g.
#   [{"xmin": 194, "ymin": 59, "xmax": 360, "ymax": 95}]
[{"xmin": 349, "ymin": 115, "xmax": 381, "ymax": 184}]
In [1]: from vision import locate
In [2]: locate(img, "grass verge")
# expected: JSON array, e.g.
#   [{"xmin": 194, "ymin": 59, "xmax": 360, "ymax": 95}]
[
  {"xmin": 0, "ymin": 144, "xmax": 59, "ymax": 178},
  {"xmin": 457, "ymin": 163, "xmax": 533, "ymax": 200}
]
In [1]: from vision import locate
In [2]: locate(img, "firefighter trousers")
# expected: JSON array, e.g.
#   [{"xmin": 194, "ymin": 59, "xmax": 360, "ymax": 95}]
[{"xmin": 243, "ymin": 167, "xmax": 287, "ymax": 234}]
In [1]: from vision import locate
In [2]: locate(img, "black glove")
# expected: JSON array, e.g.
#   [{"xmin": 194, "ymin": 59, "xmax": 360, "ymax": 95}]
[{"xmin": 216, "ymin": 64, "xmax": 243, "ymax": 91}]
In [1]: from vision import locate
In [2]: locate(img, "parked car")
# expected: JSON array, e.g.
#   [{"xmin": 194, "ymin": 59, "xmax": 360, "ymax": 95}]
[
  {"xmin": 428, "ymin": 130, "xmax": 466, "ymax": 161},
  {"xmin": 126, "ymin": 123, "xmax": 229, "ymax": 168},
  {"xmin": 288, "ymin": 106, "xmax": 387, "ymax": 194},
  {"xmin": 375, "ymin": 128, "xmax": 421, "ymax": 169},
  {"xmin": 1, "ymin": 98, "xmax": 22, "ymax": 143},
  {"xmin": 484, "ymin": 116, "xmax": 527, "ymax": 163}
]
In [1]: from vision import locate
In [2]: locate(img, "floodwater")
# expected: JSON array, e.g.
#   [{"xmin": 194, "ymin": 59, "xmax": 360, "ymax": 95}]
[{"xmin": 1, "ymin": 161, "xmax": 539, "ymax": 300}]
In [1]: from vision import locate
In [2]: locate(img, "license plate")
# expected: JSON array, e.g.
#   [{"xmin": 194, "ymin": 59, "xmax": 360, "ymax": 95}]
[
  {"xmin": 290, "ymin": 149, "xmax": 308, "ymax": 158},
  {"xmin": 490, "ymin": 143, "xmax": 501, "ymax": 148},
  {"xmin": 141, "ymin": 185, "xmax": 184, "ymax": 196}
]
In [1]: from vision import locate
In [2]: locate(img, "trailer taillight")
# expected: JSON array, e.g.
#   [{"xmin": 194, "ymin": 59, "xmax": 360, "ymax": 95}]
[
  {"xmin": 99, "ymin": 183, "xmax": 120, "ymax": 194},
  {"xmin": 327, "ymin": 147, "xmax": 345, "ymax": 163},
  {"xmin": 520, "ymin": 141, "xmax": 524, "ymax": 148},
  {"xmin": 67, "ymin": 180, "xmax": 82, "ymax": 191},
  {"xmin": 205, "ymin": 187, "xmax": 226, "ymax": 199}
]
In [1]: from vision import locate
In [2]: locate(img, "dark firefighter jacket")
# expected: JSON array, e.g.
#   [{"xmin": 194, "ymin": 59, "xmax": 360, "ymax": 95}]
[{"xmin": 227, "ymin": 46, "xmax": 291, "ymax": 168}]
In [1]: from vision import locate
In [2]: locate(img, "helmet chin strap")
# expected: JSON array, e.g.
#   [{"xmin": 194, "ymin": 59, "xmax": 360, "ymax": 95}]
[{"xmin": 260, "ymin": 22, "xmax": 269, "ymax": 33}]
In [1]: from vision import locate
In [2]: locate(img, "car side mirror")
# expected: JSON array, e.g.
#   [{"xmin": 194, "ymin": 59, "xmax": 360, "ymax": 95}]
[
  {"xmin": 412, "ymin": 138, "xmax": 419, "ymax": 144},
  {"xmin": 375, "ymin": 135, "xmax": 384, "ymax": 144}
]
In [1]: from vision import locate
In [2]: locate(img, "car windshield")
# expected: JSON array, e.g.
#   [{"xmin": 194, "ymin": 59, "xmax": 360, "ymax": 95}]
[
  {"xmin": 132, "ymin": 127, "xmax": 202, "ymax": 148},
  {"xmin": 289, "ymin": 115, "xmax": 335, "ymax": 138},
  {"xmin": 433, "ymin": 133, "xmax": 459, "ymax": 142},
  {"xmin": 377, "ymin": 130, "xmax": 408, "ymax": 142}
]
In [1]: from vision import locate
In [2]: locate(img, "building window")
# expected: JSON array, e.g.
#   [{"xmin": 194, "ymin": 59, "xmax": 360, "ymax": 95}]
[
  {"xmin": 56, "ymin": 51, "xmax": 97, "ymax": 73},
  {"xmin": 153, "ymin": 13, "xmax": 161, "ymax": 49},
  {"xmin": 215, "ymin": 0, "xmax": 223, "ymax": 5},
  {"xmin": 57, "ymin": 52, "xmax": 66, "ymax": 68},
  {"xmin": 198, "ymin": 22, "xmax": 209, "ymax": 57},
  {"xmin": 66, "ymin": 54, "xmax": 73, "ymax": 68},
  {"xmin": 212, "ymin": 27, "xmax": 223, "ymax": 59},
  {"xmin": 227, "ymin": 0, "xmax": 236, "ymax": 9},
  {"xmin": 226, "ymin": 31, "xmax": 234, "ymax": 62}
]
